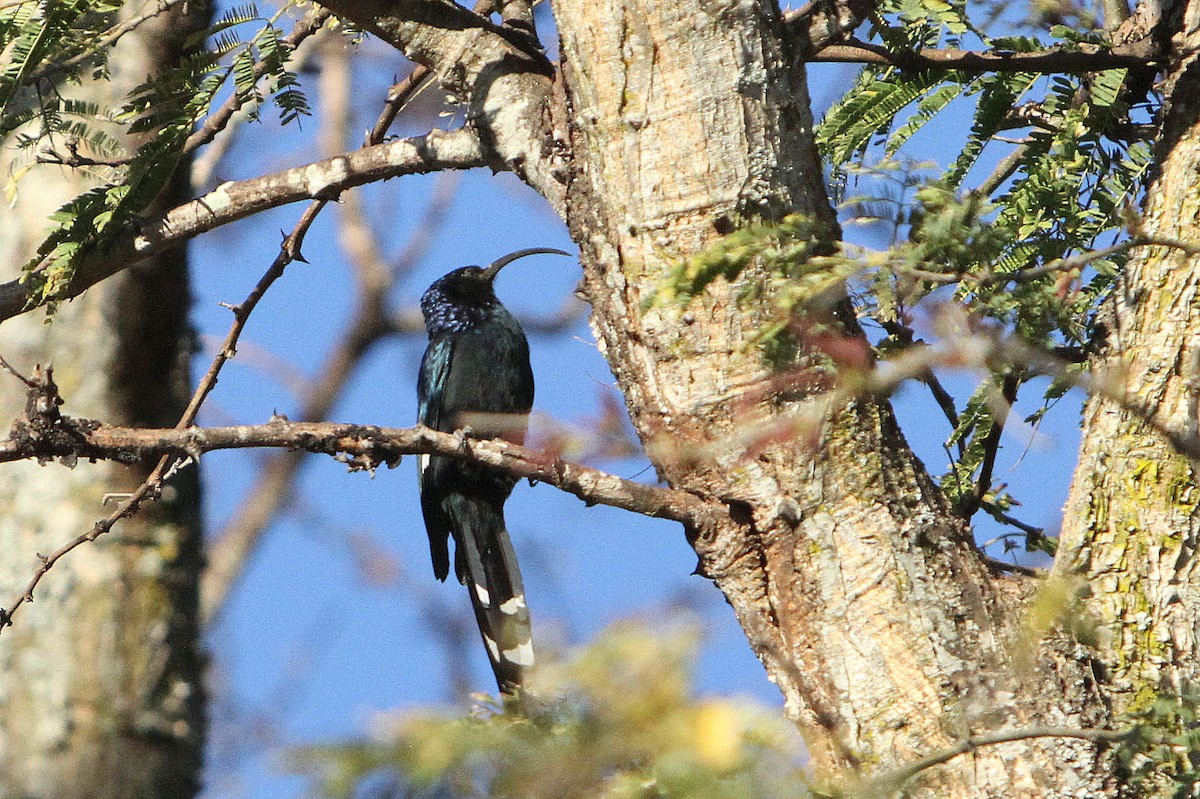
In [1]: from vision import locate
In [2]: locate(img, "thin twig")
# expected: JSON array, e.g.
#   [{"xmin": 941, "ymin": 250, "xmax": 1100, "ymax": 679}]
[
  {"xmin": 959, "ymin": 370, "xmax": 1020, "ymax": 518},
  {"xmin": 367, "ymin": 66, "xmax": 434, "ymax": 146},
  {"xmin": 982, "ymin": 555, "xmax": 1040, "ymax": 576},
  {"xmin": 0, "ymin": 353, "xmax": 36, "ymax": 388},
  {"xmin": 0, "ymin": 197, "xmax": 330, "ymax": 633},
  {"xmin": 201, "ymin": 42, "xmax": 459, "ymax": 625},
  {"xmin": 863, "ymin": 725, "xmax": 1129, "ymax": 796},
  {"xmin": 808, "ymin": 37, "xmax": 1158, "ymax": 72},
  {"xmin": 881, "ymin": 319, "xmax": 961, "ymax": 449},
  {"xmin": 359, "ymin": 0, "xmax": 497, "ymax": 146}
]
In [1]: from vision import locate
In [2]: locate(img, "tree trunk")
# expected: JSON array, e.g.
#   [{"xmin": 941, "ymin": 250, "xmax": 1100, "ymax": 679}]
[
  {"xmin": 0, "ymin": 5, "xmax": 209, "ymax": 798},
  {"xmin": 551, "ymin": 0, "xmax": 1148, "ymax": 794},
  {"xmin": 1056, "ymin": 0, "xmax": 1200, "ymax": 748}
]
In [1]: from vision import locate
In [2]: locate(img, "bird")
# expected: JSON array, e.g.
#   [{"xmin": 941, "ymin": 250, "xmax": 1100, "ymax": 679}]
[{"xmin": 416, "ymin": 247, "xmax": 570, "ymax": 697}]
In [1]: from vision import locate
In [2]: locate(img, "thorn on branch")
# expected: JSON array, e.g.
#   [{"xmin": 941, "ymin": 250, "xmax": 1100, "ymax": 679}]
[
  {"xmin": 163, "ymin": 455, "xmax": 196, "ymax": 479},
  {"xmin": 286, "ymin": 238, "xmax": 310, "ymax": 264}
]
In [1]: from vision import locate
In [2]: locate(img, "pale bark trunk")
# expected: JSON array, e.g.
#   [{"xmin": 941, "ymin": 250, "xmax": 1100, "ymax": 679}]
[
  {"xmin": 1056, "ymin": 0, "xmax": 1200, "ymax": 741},
  {"xmin": 552, "ymin": 0, "xmax": 1119, "ymax": 794},
  {"xmin": 0, "ymin": 5, "xmax": 208, "ymax": 798}
]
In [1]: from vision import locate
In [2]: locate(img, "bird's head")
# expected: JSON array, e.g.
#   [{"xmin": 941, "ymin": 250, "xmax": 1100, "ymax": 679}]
[
  {"xmin": 421, "ymin": 248, "xmax": 571, "ymax": 334},
  {"xmin": 428, "ymin": 264, "xmax": 499, "ymax": 308}
]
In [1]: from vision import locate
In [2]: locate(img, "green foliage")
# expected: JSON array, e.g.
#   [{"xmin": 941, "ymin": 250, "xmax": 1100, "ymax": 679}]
[
  {"xmin": 9, "ymin": 2, "xmax": 314, "ymax": 309},
  {"xmin": 651, "ymin": 215, "xmax": 826, "ymax": 307},
  {"xmin": 21, "ymin": 51, "xmax": 220, "ymax": 305},
  {"xmin": 809, "ymin": 9, "xmax": 1159, "ymax": 542},
  {"xmin": 881, "ymin": 0, "xmax": 981, "ymax": 38},
  {"xmin": 818, "ymin": 69, "xmax": 956, "ymax": 171},
  {"xmin": 945, "ymin": 70, "xmax": 1040, "ymax": 187},
  {"xmin": 0, "ymin": 0, "xmax": 95, "ymax": 124},
  {"xmin": 0, "ymin": 0, "xmax": 135, "ymax": 138},
  {"xmin": 296, "ymin": 623, "xmax": 809, "ymax": 799},
  {"xmin": 939, "ymin": 378, "xmax": 1000, "ymax": 507}
]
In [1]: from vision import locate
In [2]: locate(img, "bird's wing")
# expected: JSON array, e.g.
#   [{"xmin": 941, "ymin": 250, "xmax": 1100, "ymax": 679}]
[
  {"xmin": 417, "ymin": 334, "xmax": 453, "ymax": 434},
  {"xmin": 417, "ymin": 335, "xmax": 455, "ymax": 580}
]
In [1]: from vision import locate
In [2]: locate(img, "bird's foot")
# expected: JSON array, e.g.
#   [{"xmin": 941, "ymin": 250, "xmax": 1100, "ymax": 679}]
[{"xmin": 454, "ymin": 426, "xmax": 474, "ymax": 452}]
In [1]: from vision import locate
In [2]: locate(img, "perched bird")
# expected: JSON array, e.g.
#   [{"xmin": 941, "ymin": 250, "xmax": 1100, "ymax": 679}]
[{"xmin": 417, "ymin": 247, "xmax": 570, "ymax": 696}]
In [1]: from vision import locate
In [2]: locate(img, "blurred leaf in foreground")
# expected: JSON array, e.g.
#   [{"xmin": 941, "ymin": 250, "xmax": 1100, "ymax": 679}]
[{"xmin": 293, "ymin": 621, "xmax": 810, "ymax": 799}]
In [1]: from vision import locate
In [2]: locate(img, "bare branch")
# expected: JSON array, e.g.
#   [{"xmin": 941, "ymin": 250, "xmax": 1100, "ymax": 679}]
[
  {"xmin": 367, "ymin": 66, "xmax": 435, "ymax": 146},
  {"xmin": 808, "ymin": 37, "xmax": 1159, "ymax": 72},
  {"xmin": 880, "ymin": 319, "xmax": 961, "ymax": 449},
  {"xmin": 361, "ymin": 0, "xmax": 498, "ymax": 147},
  {"xmin": 784, "ymin": 0, "xmax": 880, "ymax": 59},
  {"xmin": 0, "ymin": 400, "xmax": 724, "ymax": 632},
  {"xmin": 497, "ymin": 0, "xmax": 536, "ymax": 36},
  {"xmin": 0, "ymin": 127, "xmax": 490, "ymax": 324},
  {"xmin": 313, "ymin": 0, "xmax": 566, "ymax": 207},
  {"xmin": 1, "ymin": 188, "xmax": 345, "ymax": 632},
  {"xmin": 0, "ymin": 354, "xmax": 37, "ymax": 388},
  {"xmin": 862, "ymin": 726, "xmax": 1130, "ymax": 796},
  {"xmin": 200, "ymin": 45, "xmax": 463, "ymax": 626},
  {"xmin": 0, "ymin": 454, "xmax": 180, "ymax": 632},
  {"xmin": 958, "ymin": 370, "xmax": 1020, "ymax": 518},
  {"xmin": 316, "ymin": 0, "xmax": 551, "ymax": 85},
  {"xmin": 0, "ymin": 418, "xmax": 722, "ymax": 525}
]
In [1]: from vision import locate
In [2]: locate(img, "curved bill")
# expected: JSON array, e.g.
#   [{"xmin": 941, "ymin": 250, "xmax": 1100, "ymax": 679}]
[{"xmin": 482, "ymin": 248, "xmax": 572, "ymax": 281}]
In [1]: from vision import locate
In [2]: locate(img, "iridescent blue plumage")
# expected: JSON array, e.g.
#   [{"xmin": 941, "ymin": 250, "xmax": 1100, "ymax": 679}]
[{"xmin": 416, "ymin": 248, "xmax": 569, "ymax": 696}]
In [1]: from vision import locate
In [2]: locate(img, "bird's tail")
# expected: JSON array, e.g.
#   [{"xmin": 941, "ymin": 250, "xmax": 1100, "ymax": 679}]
[{"xmin": 447, "ymin": 495, "xmax": 534, "ymax": 697}]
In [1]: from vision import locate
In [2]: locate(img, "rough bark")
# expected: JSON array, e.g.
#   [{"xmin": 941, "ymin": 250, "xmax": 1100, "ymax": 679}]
[
  {"xmin": 1056, "ymin": 0, "xmax": 1200, "ymax": 739},
  {"xmin": 550, "ymin": 1, "xmax": 1107, "ymax": 793},
  {"xmin": 0, "ymin": 5, "xmax": 209, "ymax": 798}
]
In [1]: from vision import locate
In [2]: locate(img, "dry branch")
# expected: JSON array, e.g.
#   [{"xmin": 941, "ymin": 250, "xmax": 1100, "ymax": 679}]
[
  {"xmin": 808, "ymin": 37, "xmax": 1158, "ymax": 72},
  {"xmin": 311, "ymin": 0, "xmax": 566, "ymax": 207},
  {"xmin": 0, "ymin": 127, "xmax": 490, "ymax": 323},
  {"xmin": 0, "ymin": 418, "xmax": 722, "ymax": 527},
  {"xmin": 200, "ymin": 47, "xmax": 464, "ymax": 625}
]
